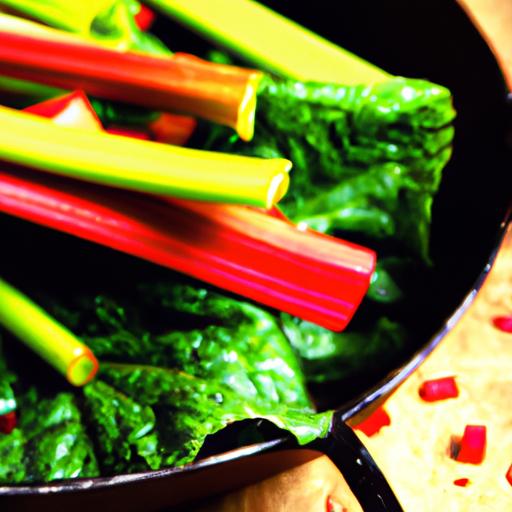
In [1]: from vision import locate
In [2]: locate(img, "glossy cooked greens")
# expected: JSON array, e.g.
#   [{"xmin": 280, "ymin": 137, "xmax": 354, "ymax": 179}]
[
  {"xmin": 0, "ymin": 2, "xmax": 456, "ymax": 485},
  {"xmin": 197, "ymin": 69, "xmax": 455, "ymax": 386},
  {"xmin": 0, "ymin": 282, "xmax": 332, "ymax": 483},
  {"xmin": 204, "ymin": 74, "xmax": 456, "ymax": 261}
]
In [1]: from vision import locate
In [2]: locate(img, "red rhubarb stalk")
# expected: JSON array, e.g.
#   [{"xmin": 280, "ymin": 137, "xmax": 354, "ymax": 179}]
[
  {"xmin": 7, "ymin": 92, "xmax": 374, "ymax": 329},
  {"xmin": 0, "ymin": 167, "xmax": 375, "ymax": 331},
  {"xmin": 0, "ymin": 30, "xmax": 261, "ymax": 140}
]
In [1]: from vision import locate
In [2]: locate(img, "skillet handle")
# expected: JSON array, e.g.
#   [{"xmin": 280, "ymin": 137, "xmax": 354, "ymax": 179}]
[{"xmin": 313, "ymin": 413, "xmax": 404, "ymax": 512}]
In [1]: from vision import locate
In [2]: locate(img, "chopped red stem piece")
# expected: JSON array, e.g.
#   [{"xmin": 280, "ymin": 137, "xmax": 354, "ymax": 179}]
[
  {"xmin": 148, "ymin": 112, "xmax": 197, "ymax": 146},
  {"xmin": 453, "ymin": 478, "xmax": 470, "ymax": 487},
  {"xmin": 24, "ymin": 90, "xmax": 102, "ymax": 130},
  {"xmin": 326, "ymin": 496, "xmax": 346, "ymax": 512},
  {"xmin": 353, "ymin": 407, "xmax": 391, "ymax": 437},
  {"xmin": 134, "ymin": 3, "xmax": 156, "ymax": 31},
  {"xmin": 419, "ymin": 376, "xmax": 459, "ymax": 402},
  {"xmin": 0, "ymin": 411, "xmax": 17, "ymax": 434},
  {"xmin": 506, "ymin": 464, "xmax": 512, "ymax": 487},
  {"xmin": 492, "ymin": 315, "xmax": 512, "ymax": 333},
  {"xmin": 105, "ymin": 126, "xmax": 151, "ymax": 140},
  {"xmin": 455, "ymin": 425, "xmax": 486, "ymax": 465}
]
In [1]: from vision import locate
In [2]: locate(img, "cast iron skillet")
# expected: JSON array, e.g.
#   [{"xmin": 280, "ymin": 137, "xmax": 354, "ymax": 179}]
[{"xmin": 1, "ymin": 1, "xmax": 511, "ymax": 510}]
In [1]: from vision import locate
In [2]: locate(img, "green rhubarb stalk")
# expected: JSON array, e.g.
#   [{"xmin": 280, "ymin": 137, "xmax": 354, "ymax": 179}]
[
  {"xmin": 0, "ymin": 277, "xmax": 98, "ymax": 386},
  {"xmin": 0, "ymin": 105, "xmax": 291, "ymax": 208},
  {"xmin": 0, "ymin": 0, "xmax": 115, "ymax": 34},
  {"xmin": 0, "ymin": 0, "xmax": 170, "ymax": 54},
  {"xmin": 146, "ymin": 0, "xmax": 391, "ymax": 84}
]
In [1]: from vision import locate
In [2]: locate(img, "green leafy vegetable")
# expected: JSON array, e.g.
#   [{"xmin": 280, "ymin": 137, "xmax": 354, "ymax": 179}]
[
  {"xmin": 52, "ymin": 283, "xmax": 312, "ymax": 410},
  {"xmin": 0, "ymin": 338, "xmax": 16, "ymax": 416},
  {"xmin": 83, "ymin": 380, "xmax": 160, "ymax": 473},
  {"xmin": 0, "ymin": 278, "xmax": 330, "ymax": 481},
  {"xmin": 204, "ymin": 74, "xmax": 456, "ymax": 260},
  {"xmin": 0, "ymin": 428, "xmax": 25, "ymax": 483},
  {"xmin": 281, "ymin": 315, "xmax": 408, "ymax": 383},
  {"xmin": 100, "ymin": 362, "xmax": 332, "ymax": 468},
  {"xmin": 0, "ymin": 387, "xmax": 99, "ymax": 483}
]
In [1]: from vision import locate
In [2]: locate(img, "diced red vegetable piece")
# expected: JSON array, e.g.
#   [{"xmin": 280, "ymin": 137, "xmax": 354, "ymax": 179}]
[
  {"xmin": 353, "ymin": 407, "xmax": 391, "ymax": 437},
  {"xmin": 326, "ymin": 496, "xmax": 346, "ymax": 512},
  {"xmin": 453, "ymin": 478, "xmax": 470, "ymax": 487},
  {"xmin": 455, "ymin": 425, "xmax": 486, "ymax": 465},
  {"xmin": 0, "ymin": 411, "xmax": 17, "ymax": 434},
  {"xmin": 506, "ymin": 464, "xmax": 512, "ymax": 487},
  {"xmin": 106, "ymin": 126, "xmax": 151, "ymax": 140},
  {"xmin": 134, "ymin": 4, "xmax": 156, "ymax": 31},
  {"xmin": 492, "ymin": 315, "xmax": 512, "ymax": 333},
  {"xmin": 419, "ymin": 376, "xmax": 459, "ymax": 402},
  {"xmin": 148, "ymin": 113, "xmax": 197, "ymax": 146},
  {"xmin": 24, "ymin": 90, "xmax": 102, "ymax": 130}
]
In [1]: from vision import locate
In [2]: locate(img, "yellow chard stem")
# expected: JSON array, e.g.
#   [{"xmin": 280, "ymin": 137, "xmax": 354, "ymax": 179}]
[
  {"xmin": 0, "ymin": 0, "xmax": 115, "ymax": 35},
  {"xmin": 0, "ymin": 105, "xmax": 291, "ymax": 208},
  {"xmin": 0, "ymin": 277, "xmax": 98, "ymax": 386},
  {"xmin": 147, "ymin": 0, "xmax": 391, "ymax": 84}
]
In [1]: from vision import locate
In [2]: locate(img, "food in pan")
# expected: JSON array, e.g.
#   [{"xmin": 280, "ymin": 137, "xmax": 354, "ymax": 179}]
[{"xmin": 0, "ymin": 0, "xmax": 455, "ymax": 483}]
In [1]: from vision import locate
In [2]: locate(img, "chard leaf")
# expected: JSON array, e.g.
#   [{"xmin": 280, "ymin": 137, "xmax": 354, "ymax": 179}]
[
  {"xmin": 55, "ymin": 283, "xmax": 312, "ymax": 411},
  {"xmin": 281, "ymin": 315, "xmax": 408, "ymax": 383},
  {"xmin": 12, "ymin": 389, "xmax": 99, "ymax": 483},
  {"xmin": 204, "ymin": 75, "xmax": 456, "ymax": 260},
  {"xmin": 83, "ymin": 380, "xmax": 160, "ymax": 473},
  {"xmin": 0, "ymin": 428, "xmax": 25, "ymax": 483},
  {"xmin": 101, "ymin": 363, "xmax": 332, "ymax": 468}
]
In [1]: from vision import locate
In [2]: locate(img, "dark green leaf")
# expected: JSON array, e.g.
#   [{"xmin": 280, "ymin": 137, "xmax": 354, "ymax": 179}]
[
  {"xmin": 101, "ymin": 363, "xmax": 332, "ymax": 468},
  {"xmin": 281, "ymin": 315, "xmax": 408, "ymax": 383},
  {"xmin": 204, "ymin": 75, "xmax": 456, "ymax": 260}
]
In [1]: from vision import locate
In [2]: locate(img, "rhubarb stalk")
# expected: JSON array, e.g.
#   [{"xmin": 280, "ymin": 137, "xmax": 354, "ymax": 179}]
[
  {"xmin": 0, "ymin": 104, "xmax": 291, "ymax": 208},
  {"xmin": 0, "ymin": 1, "xmax": 170, "ymax": 54},
  {"xmin": 0, "ymin": 277, "xmax": 99, "ymax": 386},
  {"xmin": 0, "ymin": 166, "xmax": 374, "ymax": 331},
  {"xmin": 0, "ymin": 27, "xmax": 262, "ymax": 139},
  {"xmin": 146, "ymin": 0, "xmax": 391, "ymax": 84},
  {"xmin": 0, "ymin": 92, "xmax": 374, "ymax": 329}
]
